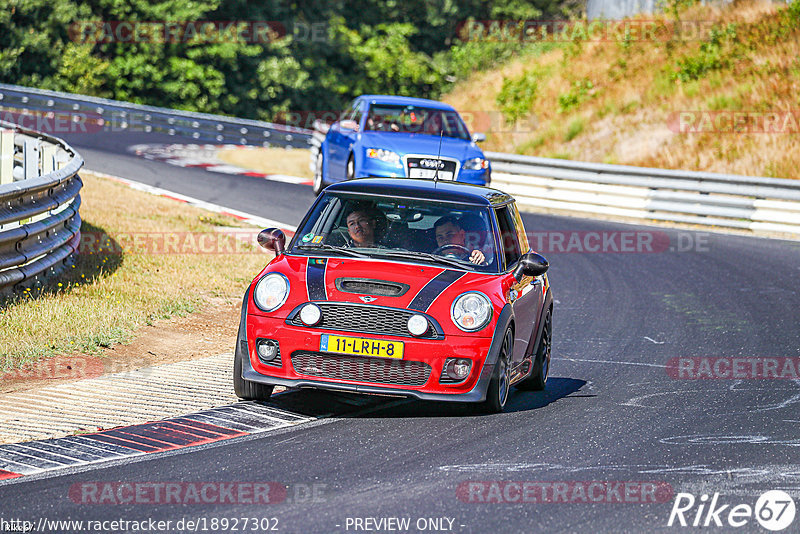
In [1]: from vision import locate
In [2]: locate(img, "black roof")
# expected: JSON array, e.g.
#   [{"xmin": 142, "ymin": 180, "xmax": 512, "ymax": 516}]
[{"xmin": 325, "ymin": 178, "xmax": 513, "ymax": 207}]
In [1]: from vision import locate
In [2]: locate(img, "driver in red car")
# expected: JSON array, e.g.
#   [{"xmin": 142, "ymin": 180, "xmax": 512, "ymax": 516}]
[{"xmin": 433, "ymin": 216, "xmax": 486, "ymax": 265}]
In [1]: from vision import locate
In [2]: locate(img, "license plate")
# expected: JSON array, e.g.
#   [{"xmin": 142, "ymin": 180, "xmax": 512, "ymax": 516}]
[
  {"xmin": 320, "ymin": 334, "xmax": 404, "ymax": 359},
  {"xmin": 409, "ymin": 168, "xmax": 453, "ymax": 180}
]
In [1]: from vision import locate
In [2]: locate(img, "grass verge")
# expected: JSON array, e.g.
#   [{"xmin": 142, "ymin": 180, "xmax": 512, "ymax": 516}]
[
  {"xmin": 443, "ymin": 0, "xmax": 800, "ymax": 178},
  {"xmin": 0, "ymin": 171, "xmax": 272, "ymax": 373}
]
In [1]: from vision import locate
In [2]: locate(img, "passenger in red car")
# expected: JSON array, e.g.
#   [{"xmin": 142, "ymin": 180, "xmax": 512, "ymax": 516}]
[
  {"xmin": 434, "ymin": 216, "xmax": 486, "ymax": 265},
  {"xmin": 346, "ymin": 204, "xmax": 388, "ymax": 247}
]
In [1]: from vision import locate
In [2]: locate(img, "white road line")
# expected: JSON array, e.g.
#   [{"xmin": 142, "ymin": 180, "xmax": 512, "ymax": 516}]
[{"xmin": 85, "ymin": 169, "xmax": 298, "ymax": 231}]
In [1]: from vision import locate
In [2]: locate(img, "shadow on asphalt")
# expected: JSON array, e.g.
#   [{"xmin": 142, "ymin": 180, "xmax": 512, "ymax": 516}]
[{"xmin": 263, "ymin": 377, "xmax": 589, "ymax": 419}]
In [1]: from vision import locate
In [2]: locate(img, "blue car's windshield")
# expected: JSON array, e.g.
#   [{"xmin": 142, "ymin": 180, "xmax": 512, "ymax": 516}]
[
  {"xmin": 291, "ymin": 193, "xmax": 500, "ymax": 272},
  {"xmin": 364, "ymin": 105, "xmax": 471, "ymax": 141}
]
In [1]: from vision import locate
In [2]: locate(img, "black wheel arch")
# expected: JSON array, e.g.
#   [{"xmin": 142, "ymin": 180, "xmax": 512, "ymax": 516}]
[{"xmin": 527, "ymin": 288, "xmax": 553, "ymax": 360}]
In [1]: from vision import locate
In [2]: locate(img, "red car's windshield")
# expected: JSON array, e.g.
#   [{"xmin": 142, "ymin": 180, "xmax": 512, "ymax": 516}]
[
  {"xmin": 292, "ymin": 193, "xmax": 499, "ymax": 272},
  {"xmin": 364, "ymin": 105, "xmax": 471, "ymax": 141}
]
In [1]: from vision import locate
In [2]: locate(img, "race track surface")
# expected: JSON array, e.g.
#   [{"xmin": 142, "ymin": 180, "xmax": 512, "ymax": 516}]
[{"xmin": 2, "ymin": 130, "xmax": 798, "ymax": 533}]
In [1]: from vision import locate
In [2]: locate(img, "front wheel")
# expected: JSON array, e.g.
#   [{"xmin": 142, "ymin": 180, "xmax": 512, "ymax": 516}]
[
  {"xmin": 233, "ymin": 323, "xmax": 274, "ymax": 401},
  {"xmin": 516, "ymin": 307, "xmax": 552, "ymax": 391},
  {"xmin": 476, "ymin": 328, "xmax": 513, "ymax": 414}
]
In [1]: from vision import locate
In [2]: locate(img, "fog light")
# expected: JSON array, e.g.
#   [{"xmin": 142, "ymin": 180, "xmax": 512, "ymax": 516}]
[
  {"xmin": 407, "ymin": 314, "xmax": 429, "ymax": 336},
  {"xmin": 299, "ymin": 303, "xmax": 322, "ymax": 326},
  {"xmin": 257, "ymin": 339, "xmax": 279, "ymax": 362},
  {"xmin": 446, "ymin": 358, "xmax": 472, "ymax": 380}
]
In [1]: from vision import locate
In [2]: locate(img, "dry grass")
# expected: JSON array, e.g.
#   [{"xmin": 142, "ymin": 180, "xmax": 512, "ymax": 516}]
[
  {"xmin": 0, "ymin": 171, "xmax": 271, "ymax": 372},
  {"xmin": 216, "ymin": 146, "xmax": 314, "ymax": 179},
  {"xmin": 443, "ymin": 0, "xmax": 800, "ymax": 178}
]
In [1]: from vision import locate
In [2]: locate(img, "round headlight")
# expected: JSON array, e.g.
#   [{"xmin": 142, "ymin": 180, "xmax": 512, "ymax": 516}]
[
  {"xmin": 253, "ymin": 273, "xmax": 289, "ymax": 312},
  {"xmin": 407, "ymin": 314, "xmax": 429, "ymax": 336},
  {"xmin": 299, "ymin": 303, "xmax": 322, "ymax": 326},
  {"xmin": 451, "ymin": 291, "xmax": 492, "ymax": 332}
]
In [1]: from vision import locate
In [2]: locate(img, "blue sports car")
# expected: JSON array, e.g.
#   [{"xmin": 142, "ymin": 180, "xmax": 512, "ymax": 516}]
[{"xmin": 312, "ymin": 95, "xmax": 491, "ymax": 195}]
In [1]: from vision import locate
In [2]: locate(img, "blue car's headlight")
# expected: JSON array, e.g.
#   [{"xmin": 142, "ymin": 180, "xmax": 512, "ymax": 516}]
[
  {"xmin": 463, "ymin": 157, "xmax": 489, "ymax": 170},
  {"xmin": 366, "ymin": 148, "xmax": 401, "ymax": 165}
]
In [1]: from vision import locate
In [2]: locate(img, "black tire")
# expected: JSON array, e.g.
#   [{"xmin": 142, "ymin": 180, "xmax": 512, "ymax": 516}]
[
  {"xmin": 516, "ymin": 307, "xmax": 552, "ymax": 391},
  {"xmin": 476, "ymin": 328, "xmax": 513, "ymax": 414},
  {"xmin": 233, "ymin": 322, "xmax": 274, "ymax": 401},
  {"xmin": 312, "ymin": 151, "xmax": 325, "ymax": 195},
  {"xmin": 346, "ymin": 154, "xmax": 355, "ymax": 180}
]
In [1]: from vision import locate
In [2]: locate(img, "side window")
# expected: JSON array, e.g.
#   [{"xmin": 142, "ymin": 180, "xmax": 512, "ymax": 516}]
[
  {"xmin": 510, "ymin": 202, "xmax": 530, "ymax": 254},
  {"xmin": 495, "ymin": 206, "xmax": 521, "ymax": 269},
  {"xmin": 339, "ymin": 100, "xmax": 357, "ymax": 121},
  {"xmin": 352, "ymin": 101, "xmax": 363, "ymax": 128}
]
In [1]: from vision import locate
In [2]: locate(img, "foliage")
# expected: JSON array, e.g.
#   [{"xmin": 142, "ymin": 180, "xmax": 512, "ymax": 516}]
[
  {"xmin": 557, "ymin": 78, "xmax": 594, "ymax": 113},
  {"xmin": 672, "ymin": 24, "xmax": 737, "ymax": 82},
  {"xmin": 496, "ymin": 68, "xmax": 541, "ymax": 124},
  {"xmin": 0, "ymin": 0, "xmax": 577, "ymax": 120}
]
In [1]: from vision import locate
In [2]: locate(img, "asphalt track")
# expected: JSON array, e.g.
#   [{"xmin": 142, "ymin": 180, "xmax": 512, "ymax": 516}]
[{"xmin": 1, "ymin": 129, "xmax": 799, "ymax": 533}]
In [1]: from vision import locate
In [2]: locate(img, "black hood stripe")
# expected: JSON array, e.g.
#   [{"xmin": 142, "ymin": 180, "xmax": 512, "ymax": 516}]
[
  {"xmin": 306, "ymin": 258, "xmax": 328, "ymax": 301},
  {"xmin": 408, "ymin": 270, "xmax": 465, "ymax": 312}
]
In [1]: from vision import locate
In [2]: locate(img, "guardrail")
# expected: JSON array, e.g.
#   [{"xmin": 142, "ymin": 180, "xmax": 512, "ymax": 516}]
[
  {"xmin": 5, "ymin": 84, "xmax": 798, "ymax": 238},
  {"xmin": 485, "ymin": 152, "xmax": 800, "ymax": 235},
  {"xmin": 0, "ymin": 120, "xmax": 83, "ymax": 293},
  {"xmin": 0, "ymin": 83, "xmax": 312, "ymax": 149}
]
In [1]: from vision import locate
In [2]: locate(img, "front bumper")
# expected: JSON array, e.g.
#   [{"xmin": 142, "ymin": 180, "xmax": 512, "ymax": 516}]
[{"xmin": 241, "ymin": 316, "xmax": 498, "ymax": 402}]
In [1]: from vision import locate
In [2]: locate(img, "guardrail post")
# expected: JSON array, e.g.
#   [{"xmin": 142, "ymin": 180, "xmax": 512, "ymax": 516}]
[
  {"xmin": 0, "ymin": 129, "xmax": 12, "ymax": 185},
  {"xmin": 40, "ymin": 144, "xmax": 56, "ymax": 175},
  {"xmin": 23, "ymin": 138, "xmax": 40, "ymax": 180}
]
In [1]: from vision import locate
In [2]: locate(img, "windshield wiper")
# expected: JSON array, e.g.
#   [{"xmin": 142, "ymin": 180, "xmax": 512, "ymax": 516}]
[
  {"xmin": 295, "ymin": 244, "xmax": 368, "ymax": 258},
  {"xmin": 370, "ymin": 249, "xmax": 469, "ymax": 269}
]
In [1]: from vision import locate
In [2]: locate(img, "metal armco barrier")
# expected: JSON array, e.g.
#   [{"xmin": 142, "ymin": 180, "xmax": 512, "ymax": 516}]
[
  {"xmin": 485, "ymin": 152, "xmax": 800, "ymax": 236},
  {"xmin": 0, "ymin": 83, "xmax": 312, "ymax": 148},
  {"xmin": 5, "ymin": 84, "xmax": 798, "ymax": 238},
  {"xmin": 0, "ymin": 119, "xmax": 83, "ymax": 293}
]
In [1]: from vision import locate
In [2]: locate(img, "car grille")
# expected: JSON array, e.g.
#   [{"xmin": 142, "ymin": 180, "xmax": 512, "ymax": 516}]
[
  {"xmin": 291, "ymin": 351, "xmax": 432, "ymax": 386},
  {"xmin": 290, "ymin": 303, "xmax": 438, "ymax": 339}
]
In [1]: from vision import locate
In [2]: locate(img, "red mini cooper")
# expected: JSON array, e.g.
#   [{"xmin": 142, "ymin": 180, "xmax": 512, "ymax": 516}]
[{"xmin": 234, "ymin": 178, "xmax": 553, "ymax": 413}]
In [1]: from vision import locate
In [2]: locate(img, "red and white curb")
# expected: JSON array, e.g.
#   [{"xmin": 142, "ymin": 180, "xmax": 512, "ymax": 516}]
[
  {"xmin": 128, "ymin": 143, "xmax": 313, "ymax": 186},
  {"xmin": 85, "ymin": 169, "xmax": 297, "ymax": 234},
  {"xmin": 0, "ymin": 403, "xmax": 313, "ymax": 481}
]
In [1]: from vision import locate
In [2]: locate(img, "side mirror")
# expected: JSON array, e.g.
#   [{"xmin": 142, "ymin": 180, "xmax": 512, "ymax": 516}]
[
  {"xmin": 258, "ymin": 228, "xmax": 286, "ymax": 255},
  {"xmin": 513, "ymin": 252, "xmax": 548, "ymax": 281},
  {"xmin": 472, "ymin": 132, "xmax": 486, "ymax": 143},
  {"xmin": 340, "ymin": 119, "xmax": 359, "ymax": 131}
]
